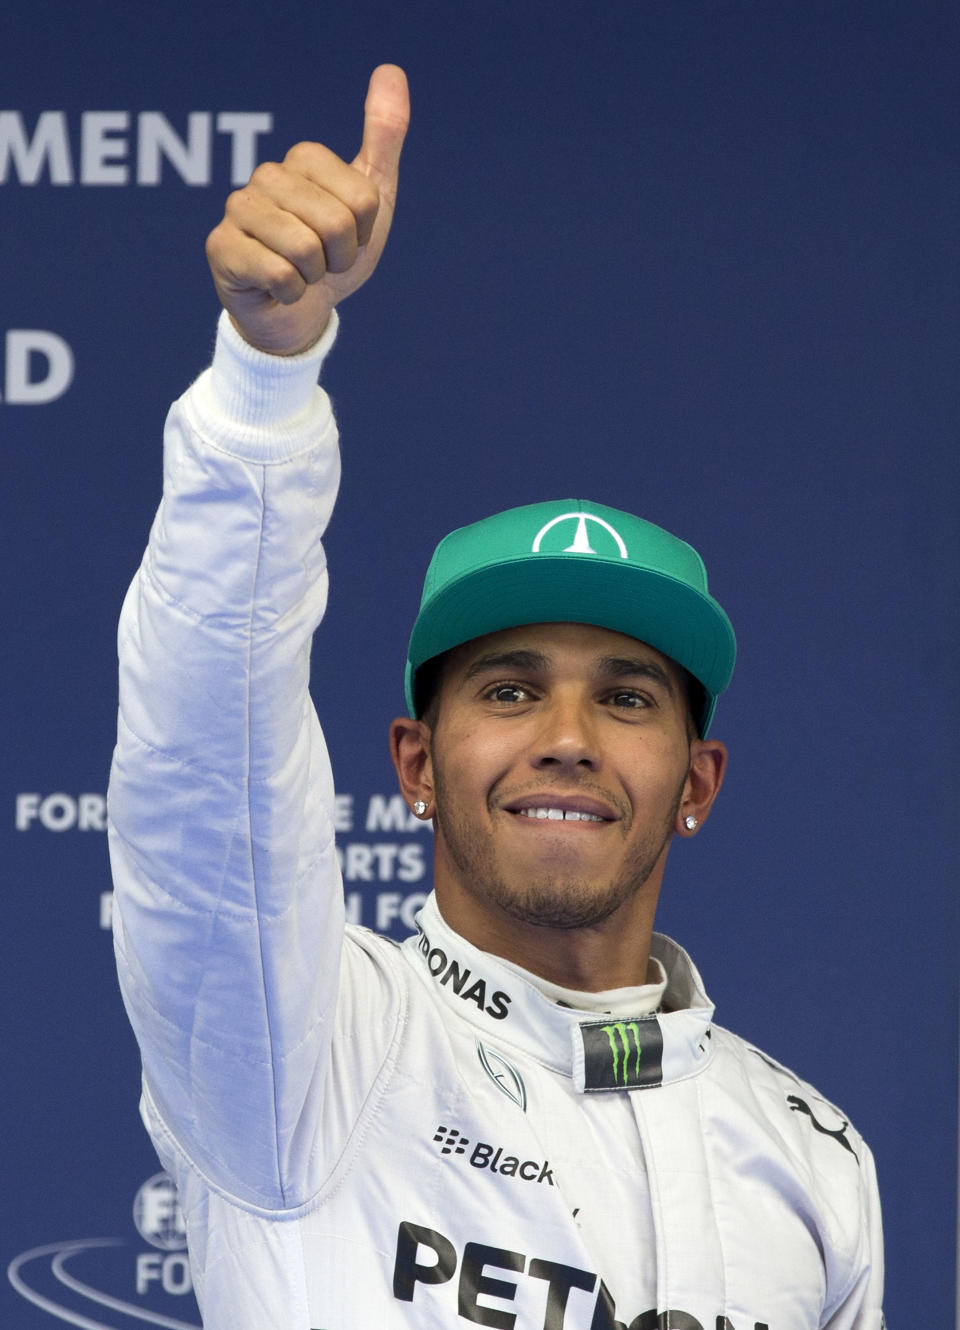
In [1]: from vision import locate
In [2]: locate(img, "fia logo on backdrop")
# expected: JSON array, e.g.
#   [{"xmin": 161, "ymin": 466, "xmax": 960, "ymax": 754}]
[{"xmin": 7, "ymin": 1172, "xmax": 200, "ymax": 1328}]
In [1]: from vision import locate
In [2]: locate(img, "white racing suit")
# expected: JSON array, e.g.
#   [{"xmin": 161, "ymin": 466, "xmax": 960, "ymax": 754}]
[{"xmin": 109, "ymin": 313, "xmax": 885, "ymax": 1330}]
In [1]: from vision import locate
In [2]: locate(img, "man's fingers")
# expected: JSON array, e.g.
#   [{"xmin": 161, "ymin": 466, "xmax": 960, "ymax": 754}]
[
  {"xmin": 354, "ymin": 63, "xmax": 410, "ymax": 197},
  {"xmin": 206, "ymin": 224, "xmax": 308, "ymax": 306},
  {"xmin": 223, "ymin": 154, "xmax": 372, "ymax": 276},
  {"xmin": 282, "ymin": 144, "xmax": 381, "ymax": 248}
]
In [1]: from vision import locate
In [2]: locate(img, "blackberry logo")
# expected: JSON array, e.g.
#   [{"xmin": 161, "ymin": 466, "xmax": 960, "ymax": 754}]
[
  {"xmin": 433, "ymin": 1126, "xmax": 468, "ymax": 1155},
  {"xmin": 432, "ymin": 1125, "xmax": 554, "ymax": 1186}
]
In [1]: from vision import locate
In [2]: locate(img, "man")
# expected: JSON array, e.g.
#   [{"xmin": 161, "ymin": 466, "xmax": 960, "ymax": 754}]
[{"xmin": 109, "ymin": 65, "xmax": 884, "ymax": 1330}]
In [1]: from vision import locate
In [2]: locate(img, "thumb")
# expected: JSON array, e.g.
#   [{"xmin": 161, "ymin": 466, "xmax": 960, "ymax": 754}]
[{"xmin": 353, "ymin": 64, "xmax": 410, "ymax": 197}]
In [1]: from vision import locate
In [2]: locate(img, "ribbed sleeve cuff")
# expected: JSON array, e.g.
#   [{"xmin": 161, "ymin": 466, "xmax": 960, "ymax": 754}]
[{"xmin": 181, "ymin": 309, "xmax": 340, "ymax": 464}]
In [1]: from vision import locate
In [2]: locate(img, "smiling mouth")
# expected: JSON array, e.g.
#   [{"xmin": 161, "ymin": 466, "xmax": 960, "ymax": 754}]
[{"xmin": 515, "ymin": 807, "xmax": 606, "ymax": 823}]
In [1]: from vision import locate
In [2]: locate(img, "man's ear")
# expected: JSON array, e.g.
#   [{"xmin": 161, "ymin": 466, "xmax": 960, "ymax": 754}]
[
  {"xmin": 389, "ymin": 715, "xmax": 435, "ymax": 814},
  {"xmin": 675, "ymin": 739, "xmax": 728, "ymax": 837}
]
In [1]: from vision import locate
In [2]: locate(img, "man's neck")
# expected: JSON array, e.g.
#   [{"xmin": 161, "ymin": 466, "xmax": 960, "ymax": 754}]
[{"xmin": 432, "ymin": 877, "xmax": 661, "ymax": 992}]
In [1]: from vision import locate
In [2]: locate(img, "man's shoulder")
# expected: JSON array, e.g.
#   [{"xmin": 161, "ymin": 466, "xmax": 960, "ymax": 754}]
[
  {"xmin": 344, "ymin": 920, "xmax": 405, "ymax": 954},
  {"xmin": 709, "ymin": 1023, "xmax": 873, "ymax": 1180},
  {"xmin": 340, "ymin": 920, "xmax": 409, "ymax": 981}
]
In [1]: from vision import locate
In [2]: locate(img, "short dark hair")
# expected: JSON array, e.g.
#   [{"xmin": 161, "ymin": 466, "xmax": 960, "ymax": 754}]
[
  {"xmin": 411, "ymin": 651, "xmax": 448, "ymax": 726},
  {"xmin": 412, "ymin": 649, "xmax": 707, "ymax": 739}
]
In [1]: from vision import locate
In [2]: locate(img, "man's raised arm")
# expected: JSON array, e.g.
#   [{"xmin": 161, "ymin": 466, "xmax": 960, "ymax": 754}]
[{"xmin": 108, "ymin": 68, "xmax": 409, "ymax": 1209}]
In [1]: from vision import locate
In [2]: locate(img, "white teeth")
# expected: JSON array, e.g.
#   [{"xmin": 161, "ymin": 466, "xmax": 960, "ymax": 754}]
[{"xmin": 517, "ymin": 807, "xmax": 603, "ymax": 822}]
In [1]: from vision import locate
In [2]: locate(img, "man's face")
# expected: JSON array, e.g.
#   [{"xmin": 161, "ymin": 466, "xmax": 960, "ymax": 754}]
[{"xmin": 421, "ymin": 621, "xmax": 697, "ymax": 933}]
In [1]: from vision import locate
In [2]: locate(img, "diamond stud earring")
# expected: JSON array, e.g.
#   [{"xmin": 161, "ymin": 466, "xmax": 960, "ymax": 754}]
[
  {"xmin": 413, "ymin": 800, "xmax": 428, "ymax": 817},
  {"xmin": 684, "ymin": 815, "xmax": 698, "ymax": 831}
]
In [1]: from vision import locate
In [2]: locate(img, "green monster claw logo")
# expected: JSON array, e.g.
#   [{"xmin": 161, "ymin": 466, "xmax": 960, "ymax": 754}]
[{"xmin": 601, "ymin": 1022, "xmax": 643, "ymax": 1085}]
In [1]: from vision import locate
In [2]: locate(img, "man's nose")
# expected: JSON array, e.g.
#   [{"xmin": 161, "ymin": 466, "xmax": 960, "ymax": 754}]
[{"xmin": 529, "ymin": 694, "xmax": 601, "ymax": 771}]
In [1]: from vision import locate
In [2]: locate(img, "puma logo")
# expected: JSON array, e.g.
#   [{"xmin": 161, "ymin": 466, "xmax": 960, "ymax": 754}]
[{"xmin": 787, "ymin": 1095, "xmax": 858, "ymax": 1163}]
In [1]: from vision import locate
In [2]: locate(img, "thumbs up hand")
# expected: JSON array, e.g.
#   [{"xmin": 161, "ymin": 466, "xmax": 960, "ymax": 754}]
[{"xmin": 206, "ymin": 65, "xmax": 410, "ymax": 355}]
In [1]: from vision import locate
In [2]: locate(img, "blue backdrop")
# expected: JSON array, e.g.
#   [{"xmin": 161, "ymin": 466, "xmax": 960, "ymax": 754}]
[{"xmin": 3, "ymin": 2, "xmax": 957, "ymax": 1327}]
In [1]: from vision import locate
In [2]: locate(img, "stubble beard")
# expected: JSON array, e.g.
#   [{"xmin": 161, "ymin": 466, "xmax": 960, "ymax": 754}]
[{"xmin": 432, "ymin": 763, "xmax": 686, "ymax": 932}]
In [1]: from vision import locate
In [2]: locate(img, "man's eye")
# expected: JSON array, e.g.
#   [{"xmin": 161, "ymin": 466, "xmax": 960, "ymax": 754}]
[
  {"xmin": 487, "ymin": 684, "xmax": 528, "ymax": 703},
  {"xmin": 610, "ymin": 690, "xmax": 649, "ymax": 709}
]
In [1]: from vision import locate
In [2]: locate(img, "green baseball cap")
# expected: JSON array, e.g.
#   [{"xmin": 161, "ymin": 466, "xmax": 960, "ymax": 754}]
[{"xmin": 404, "ymin": 499, "xmax": 736, "ymax": 736}]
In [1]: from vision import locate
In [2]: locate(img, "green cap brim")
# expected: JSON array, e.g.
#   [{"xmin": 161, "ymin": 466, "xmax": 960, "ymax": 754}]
[{"xmin": 405, "ymin": 554, "xmax": 735, "ymax": 736}]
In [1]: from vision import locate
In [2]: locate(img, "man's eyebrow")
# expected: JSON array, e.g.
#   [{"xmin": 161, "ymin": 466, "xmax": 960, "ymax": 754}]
[
  {"xmin": 596, "ymin": 656, "xmax": 677, "ymax": 696},
  {"xmin": 462, "ymin": 649, "xmax": 550, "ymax": 681}
]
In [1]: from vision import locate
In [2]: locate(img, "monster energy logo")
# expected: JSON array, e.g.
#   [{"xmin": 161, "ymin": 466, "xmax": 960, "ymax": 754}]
[
  {"xmin": 602, "ymin": 1022, "xmax": 643, "ymax": 1085},
  {"xmin": 579, "ymin": 1015, "xmax": 663, "ymax": 1091}
]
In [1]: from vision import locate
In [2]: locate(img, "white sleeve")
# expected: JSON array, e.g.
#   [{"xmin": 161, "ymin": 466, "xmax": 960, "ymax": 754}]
[
  {"xmin": 108, "ymin": 310, "xmax": 351, "ymax": 1211},
  {"xmin": 822, "ymin": 1143, "xmax": 886, "ymax": 1330}
]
